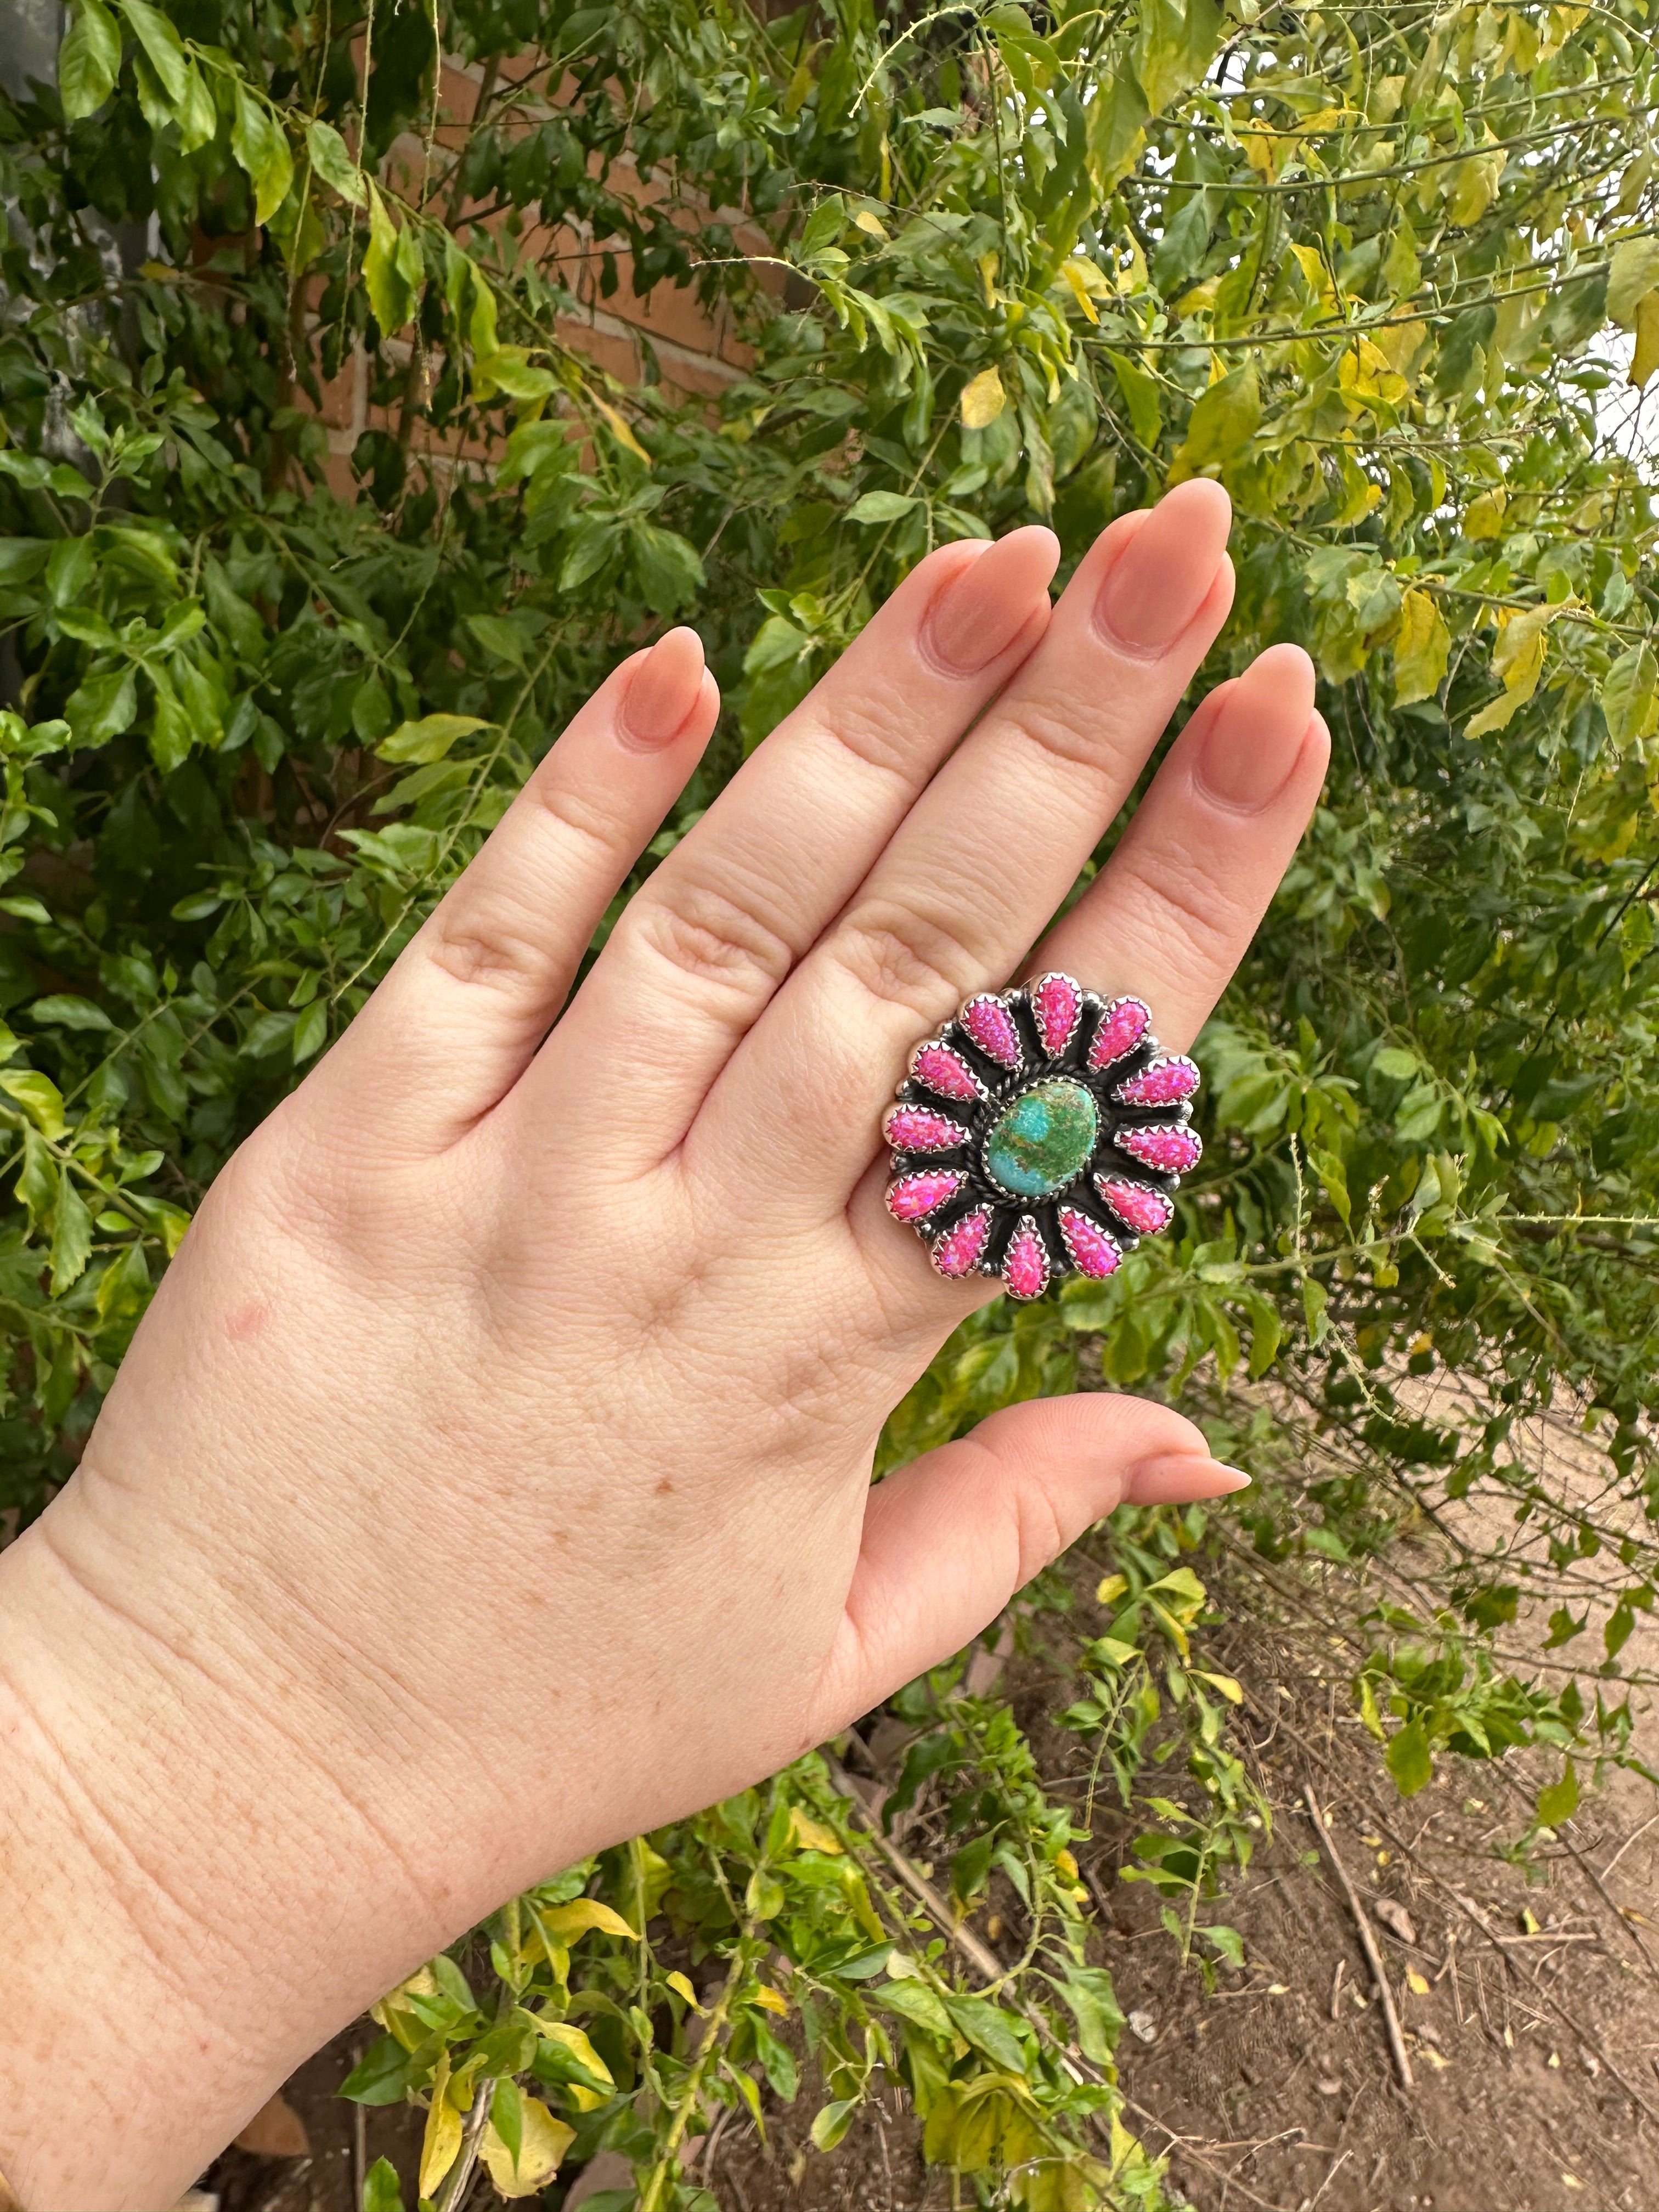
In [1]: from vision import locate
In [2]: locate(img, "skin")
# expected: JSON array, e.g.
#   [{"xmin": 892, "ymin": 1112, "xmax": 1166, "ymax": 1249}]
[{"xmin": 0, "ymin": 481, "xmax": 1328, "ymax": 2210}]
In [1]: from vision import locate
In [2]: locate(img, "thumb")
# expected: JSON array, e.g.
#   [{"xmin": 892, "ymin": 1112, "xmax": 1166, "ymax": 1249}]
[{"xmin": 810, "ymin": 1394, "xmax": 1249, "ymax": 1737}]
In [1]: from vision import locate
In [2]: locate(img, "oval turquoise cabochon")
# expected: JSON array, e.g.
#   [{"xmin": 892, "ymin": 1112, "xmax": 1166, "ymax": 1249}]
[{"xmin": 983, "ymin": 1078, "xmax": 1099, "ymax": 1199}]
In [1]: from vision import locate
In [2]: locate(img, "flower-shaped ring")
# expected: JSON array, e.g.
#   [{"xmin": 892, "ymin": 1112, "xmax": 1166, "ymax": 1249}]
[{"xmin": 882, "ymin": 973, "xmax": 1200, "ymax": 1300}]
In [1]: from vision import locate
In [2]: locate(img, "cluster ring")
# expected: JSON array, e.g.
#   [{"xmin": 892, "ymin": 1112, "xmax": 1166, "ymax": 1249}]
[{"xmin": 881, "ymin": 973, "xmax": 1200, "ymax": 1300}]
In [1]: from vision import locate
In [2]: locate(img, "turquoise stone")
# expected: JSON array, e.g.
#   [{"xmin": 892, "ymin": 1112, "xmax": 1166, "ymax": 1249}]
[{"xmin": 984, "ymin": 1079, "xmax": 1098, "ymax": 1199}]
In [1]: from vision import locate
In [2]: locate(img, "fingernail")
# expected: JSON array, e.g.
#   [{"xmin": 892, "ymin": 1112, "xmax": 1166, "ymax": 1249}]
[
  {"xmin": 1094, "ymin": 479, "xmax": 1231, "ymax": 654},
  {"xmin": 1195, "ymin": 642, "xmax": 1317, "ymax": 809},
  {"xmin": 924, "ymin": 525, "xmax": 1059, "ymax": 674},
  {"xmin": 622, "ymin": 627, "xmax": 706, "ymax": 747},
  {"xmin": 1127, "ymin": 1453, "xmax": 1252, "ymax": 1505}
]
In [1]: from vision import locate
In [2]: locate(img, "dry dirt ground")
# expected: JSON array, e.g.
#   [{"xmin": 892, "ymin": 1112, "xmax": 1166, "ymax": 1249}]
[{"xmin": 200, "ymin": 1436, "xmax": 1659, "ymax": 2212}]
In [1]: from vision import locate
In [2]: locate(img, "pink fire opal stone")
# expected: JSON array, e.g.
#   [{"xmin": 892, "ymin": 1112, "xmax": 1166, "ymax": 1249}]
[
  {"xmin": 912, "ymin": 1043, "xmax": 982, "ymax": 1103},
  {"xmin": 1032, "ymin": 972, "xmax": 1082, "ymax": 1057},
  {"xmin": 961, "ymin": 994, "xmax": 1022, "ymax": 1069},
  {"xmin": 1088, "ymin": 997, "xmax": 1151, "ymax": 1071},
  {"xmin": 1058, "ymin": 1207, "xmax": 1121, "ymax": 1279},
  {"xmin": 886, "ymin": 1168, "xmax": 966, "ymax": 1221},
  {"xmin": 1094, "ymin": 1175, "xmax": 1175, "ymax": 1236},
  {"xmin": 932, "ymin": 1206, "xmax": 992, "ymax": 1278},
  {"xmin": 883, "ymin": 1103, "xmax": 969, "ymax": 1153},
  {"xmin": 1114, "ymin": 1123, "xmax": 1202, "ymax": 1175},
  {"xmin": 1114, "ymin": 1054, "xmax": 1200, "ymax": 1108},
  {"xmin": 1003, "ymin": 1223, "xmax": 1050, "ymax": 1300}
]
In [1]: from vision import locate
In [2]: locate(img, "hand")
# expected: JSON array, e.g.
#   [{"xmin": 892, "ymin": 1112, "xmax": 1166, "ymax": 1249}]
[{"xmin": 0, "ymin": 481, "xmax": 1327, "ymax": 2208}]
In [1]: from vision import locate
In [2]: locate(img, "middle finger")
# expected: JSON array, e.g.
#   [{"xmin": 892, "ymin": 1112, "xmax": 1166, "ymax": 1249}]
[{"xmin": 690, "ymin": 479, "xmax": 1235, "ymax": 1203}]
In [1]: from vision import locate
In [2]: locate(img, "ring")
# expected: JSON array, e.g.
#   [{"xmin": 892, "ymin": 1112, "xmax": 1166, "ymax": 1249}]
[{"xmin": 882, "ymin": 972, "xmax": 1200, "ymax": 1300}]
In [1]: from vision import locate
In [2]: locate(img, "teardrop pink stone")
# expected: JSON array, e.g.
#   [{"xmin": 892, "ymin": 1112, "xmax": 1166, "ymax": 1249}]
[
  {"xmin": 912, "ymin": 1043, "xmax": 983, "ymax": 1103},
  {"xmin": 1088, "ymin": 997, "xmax": 1151, "ymax": 1071},
  {"xmin": 1003, "ymin": 1223, "xmax": 1049, "ymax": 1300},
  {"xmin": 1094, "ymin": 1175, "xmax": 1175, "ymax": 1236},
  {"xmin": 932, "ymin": 1206, "xmax": 992, "ymax": 1278},
  {"xmin": 1031, "ymin": 972, "xmax": 1082, "ymax": 1058},
  {"xmin": 883, "ymin": 1104, "xmax": 969, "ymax": 1153},
  {"xmin": 961, "ymin": 995, "xmax": 1022, "ymax": 1070},
  {"xmin": 1059, "ymin": 1207, "xmax": 1121, "ymax": 1279},
  {"xmin": 886, "ymin": 1167, "xmax": 966, "ymax": 1221},
  {"xmin": 1114, "ymin": 1054, "xmax": 1200, "ymax": 1107},
  {"xmin": 1114, "ymin": 1124, "xmax": 1202, "ymax": 1174}
]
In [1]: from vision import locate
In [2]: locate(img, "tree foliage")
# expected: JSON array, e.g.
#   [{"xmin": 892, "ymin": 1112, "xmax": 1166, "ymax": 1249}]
[{"xmin": 2, "ymin": 0, "xmax": 1657, "ymax": 2200}]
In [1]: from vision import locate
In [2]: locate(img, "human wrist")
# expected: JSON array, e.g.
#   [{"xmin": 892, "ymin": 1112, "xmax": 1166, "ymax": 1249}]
[{"xmin": 0, "ymin": 1483, "xmax": 487, "ymax": 2210}]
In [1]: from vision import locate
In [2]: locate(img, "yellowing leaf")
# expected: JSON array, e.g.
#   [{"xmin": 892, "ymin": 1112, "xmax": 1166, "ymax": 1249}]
[
  {"xmin": 1629, "ymin": 291, "xmax": 1659, "ymax": 391},
  {"xmin": 978, "ymin": 250, "xmax": 1000, "ymax": 307},
  {"xmin": 1464, "ymin": 486, "xmax": 1508, "ymax": 540},
  {"xmin": 1393, "ymin": 589, "xmax": 1451, "ymax": 705},
  {"xmin": 1288, "ymin": 242, "xmax": 1335, "ymax": 309},
  {"xmin": 1195, "ymin": 1671, "xmax": 1245, "ymax": 1705},
  {"xmin": 537, "ymin": 1898, "xmax": 639, "ymax": 1944},
  {"xmin": 592, "ymin": 397, "xmax": 651, "ymax": 465},
  {"xmin": 961, "ymin": 366, "xmax": 1007, "ymax": 430},
  {"xmin": 1608, "ymin": 238, "xmax": 1659, "ymax": 330},
  {"xmin": 530, "ymin": 2017, "xmax": 614, "ymax": 2085},
  {"xmin": 1339, "ymin": 336, "xmax": 1409, "ymax": 410},
  {"xmin": 787, "ymin": 1807, "xmax": 844, "ymax": 1855},
  {"xmin": 1055, "ymin": 1847, "xmax": 1080, "ymax": 1881},
  {"xmin": 1406, "ymin": 1968, "xmax": 1431, "ymax": 1996},
  {"xmin": 752, "ymin": 1981, "xmax": 791, "ymax": 2015},
  {"xmin": 0, "ymin": 1069, "xmax": 67, "ymax": 1139},
  {"xmin": 1096, "ymin": 1572, "xmax": 1129, "ymax": 1605},
  {"xmin": 1444, "ymin": 149, "xmax": 1504, "ymax": 227},
  {"xmin": 1465, "ymin": 602, "xmax": 1559, "ymax": 738},
  {"xmin": 480, "ymin": 2098, "xmax": 574, "ymax": 2198},
  {"xmin": 852, "ymin": 208, "xmax": 889, "ymax": 239},
  {"xmin": 666, "ymin": 1970, "xmax": 699, "ymax": 2008},
  {"xmin": 1060, "ymin": 261, "xmax": 1101, "ymax": 324},
  {"xmin": 418, "ymin": 2060, "xmax": 462, "ymax": 2199}
]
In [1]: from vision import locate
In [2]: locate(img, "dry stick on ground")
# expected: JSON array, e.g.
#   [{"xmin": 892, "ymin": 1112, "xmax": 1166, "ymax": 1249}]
[
  {"xmin": 1303, "ymin": 1781, "xmax": 1414, "ymax": 2092},
  {"xmin": 822, "ymin": 1760, "xmax": 1301, "ymax": 2212},
  {"xmin": 1277, "ymin": 1715, "xmax": 1659, "ymax": 2131}
]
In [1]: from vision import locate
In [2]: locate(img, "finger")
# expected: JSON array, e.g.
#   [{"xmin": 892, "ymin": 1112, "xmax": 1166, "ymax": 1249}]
[
  {"xmin": 305, "ymin": 630, "xmax": 719, "ymax": 1155},
  {"xmin": 694, "ymin": 481, "xmax": 1235, "ymax": 1201},
  {"xmin": 1035, "ymin": 641, "xmax": 1330, "ymax": 1047},
  {"xmin": 532, "ymin": 528, "xmax": 1061, "ymax": 1154},
  {"xmin": 844, "ymin": 642, "xmax": 1327, "ymax": 1317},
  {"xmin": 808, "ymin": 1395, "xmax": 1249, "ymax": 1735}
]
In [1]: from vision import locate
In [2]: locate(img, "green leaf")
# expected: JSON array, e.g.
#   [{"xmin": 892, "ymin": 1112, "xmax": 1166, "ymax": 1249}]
[
  {"xmin": 1385, "ymin": 1719, "xmax": 1433, "ymax": 1797},
  {"xmin": 1536, "ymin": 1759, "xmax": 1578, "ymax": 1829},
  {"xmin": 291, "ymin": 999, "xmax": 328, "ymax": 1064},
  {"xmin": 629, "ymin": 523, "xmax": 705, "ymax": 614},
  {"xmin": 30, "ymin": 995, "xmax": 114, "ymax": 1032},
  {"xmin": 1373, "ymin": 1046, "xmax": 1420, "ymax": 1080},
  {"xmin": 1054, "ymin": 1967, "xmax": 1125, "ymax": 2063},
  {"xmin": 149, "ymin": 669, "xmax": 192, "ymax": 776},
  {"xmin": 341, "ymin": 2035, "xmax": 423, "ymax": 2106},
  {"xmin": 845, "ymin": 489, "xmax": 919, "ymax": 524},
  {"xmin": 232, "ymin": 83, "xmax": 295, "ymax": 225},
  {"xmin": 119, "ymin": 0, "xmax": 188, "ymax": 103},
  {"xmin": 59, "ymin": 1, "xmax": 122, "ymax": 120},
  {"xmin": 377, "ymin": 714, "xmax": 490, "ymax": 764},
  {"xmin": 362, "ymin": 2156, "xmax": 405, "ymax": 2212},
  {"xmin": 490, "ymin": 2076, "xmax": 523, "ymax": 2172},
  {"xmin": 809, "ymin": 2098, "xmax": 859, "ymax": 2152},
  {"xmin": 873, "ymin": 1976, "xmax": 954, "ymax": 2039},
  {"xmin": 1602, "ymin": 643, "xmax": 1658, "ymax": 749},
  {"xmin": 307, "ymin": 118, "xmax": 367, "ymax": 207},
  {"xmin": 364, "ymin": 185, "xmax": 417, "ymax": 337},
  {"xmin": 0, "ymin": 1070, "xmax": 67, "ymax": 1139},
  {"xmin": 1170, "ymin": 362, "xmax": 1260, "ymax": 479},
  {"xmin": 941, "ymin": 1991, "xmax": 1028, "ymax": 2073},
  {"xmin": 1107, "ymin": 351, "xmax": 1161, "ymax": 449},
  {"xmin": 1132, "ymin": 0, "xmax": 1225, "ymax": 114},
  {"xmin": 50, "ymin": 1165, "xmax": 94, "ymax": 1293}
]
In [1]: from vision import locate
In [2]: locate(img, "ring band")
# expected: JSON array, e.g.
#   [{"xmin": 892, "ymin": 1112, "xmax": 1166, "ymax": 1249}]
[{"xmin": 883, "ymin": 972, "xmax": 1199, "ymax": 1300}]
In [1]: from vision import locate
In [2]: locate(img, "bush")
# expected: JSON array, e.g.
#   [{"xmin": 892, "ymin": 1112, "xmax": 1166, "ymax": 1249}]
[{"xmin": 2, "ymin": 1, "xmax": 1656, "ymax": 2203}]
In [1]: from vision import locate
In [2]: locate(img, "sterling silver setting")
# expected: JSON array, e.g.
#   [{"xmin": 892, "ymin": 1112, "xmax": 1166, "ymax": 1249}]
[{"xmin": 882, "ymin": 973, "xmax": 1200, "ymax": 1300}]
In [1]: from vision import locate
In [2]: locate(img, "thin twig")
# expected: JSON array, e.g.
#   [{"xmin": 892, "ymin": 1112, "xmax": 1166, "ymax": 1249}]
[{"xmin": 1303, "ymin": 1781, "xmax": 1414, "ymax": 2091}]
